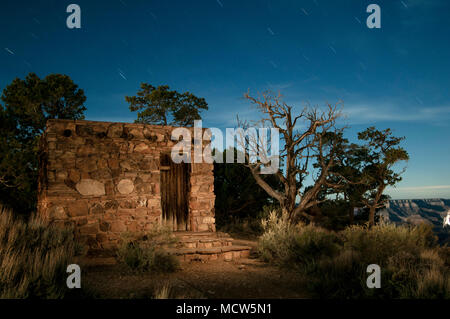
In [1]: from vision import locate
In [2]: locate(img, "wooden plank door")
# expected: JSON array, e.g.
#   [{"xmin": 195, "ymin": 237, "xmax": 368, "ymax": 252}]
[{"xmin": 160, "ymin": 154, "xmax": 190, "ymax": 231}]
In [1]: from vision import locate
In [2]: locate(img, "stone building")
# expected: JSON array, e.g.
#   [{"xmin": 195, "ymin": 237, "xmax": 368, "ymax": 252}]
[{"xmin": 37, "ymin": 119, "xmax": 217, "ymax": 251}]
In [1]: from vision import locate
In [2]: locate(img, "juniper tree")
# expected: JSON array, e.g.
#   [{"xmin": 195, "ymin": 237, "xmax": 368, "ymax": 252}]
[
  {"xmin": 0, "ymin": 73, "xmax": 86, "ymax": 213},
  {"xmin": 358, "ymin": 127, "xmax": 409, "ymax": 226},
  {"xmin": 126, "ymin": 83, "xmax": 208, "ymax": 127}
]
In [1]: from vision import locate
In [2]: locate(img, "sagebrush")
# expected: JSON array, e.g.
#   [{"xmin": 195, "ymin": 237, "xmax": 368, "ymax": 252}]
[
  {"xmin": 116, "ymin": 224, "xmax": 179, "ymax": 273},
  {"xmin": 258, "ymin": 210, "xmax": 450, "ymax": 299}
]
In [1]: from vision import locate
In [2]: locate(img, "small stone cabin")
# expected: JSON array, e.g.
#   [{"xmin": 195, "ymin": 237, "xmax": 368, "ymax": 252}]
[{"xmin": 37, "ymin": 119, "xmax": 216, "ymax": 250}]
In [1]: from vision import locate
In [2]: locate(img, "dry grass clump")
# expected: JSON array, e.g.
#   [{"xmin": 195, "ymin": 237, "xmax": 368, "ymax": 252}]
[
  {"xmin": 153, "ymin": 282, "xmax": 171, "ymax": 299},
  {"xmin": 0, "ymin": 206, "xmax": 77, "ymax": 298}
]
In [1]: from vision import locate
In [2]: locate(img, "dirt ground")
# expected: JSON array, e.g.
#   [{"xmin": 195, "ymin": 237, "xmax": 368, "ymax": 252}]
[{"xmin": 81, "ymin": 240, "xmax": 308, "ymax": 299}]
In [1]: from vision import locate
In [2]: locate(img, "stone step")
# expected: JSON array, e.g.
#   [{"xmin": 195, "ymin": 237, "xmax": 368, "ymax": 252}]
[
  {"xmin": 168, "ymin": 231, "xmax": 234, "ymax": 249},
  {"xmin": 167, "ymin": 245, "xmax": 251, "ymax": 255},
  {"xmin": 176, "ymin": 237, "xmax": 233, "ymax": 243},
  {"xmin": 171, "ymin": 231, "xmax": 231, "ymax": 239},
  {"xmin": 80, "ymin": 232, "xmax": 253, "ymax": 265},
  {"xmin": 166, "ymin": 245, "xmax": 252, "ymax": 262},
  {"xmin": 174, "ymin": 238, "xmax": 233, "ymax": 249}
]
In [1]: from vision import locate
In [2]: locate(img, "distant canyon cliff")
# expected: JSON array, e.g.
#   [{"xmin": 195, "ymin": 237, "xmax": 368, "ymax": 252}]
[{"xmin": 378, "ymin": 198, "xmax": 450, "ymax": 243}]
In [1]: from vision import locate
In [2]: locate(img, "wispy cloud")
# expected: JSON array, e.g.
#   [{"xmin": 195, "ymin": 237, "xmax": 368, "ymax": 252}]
[
  {"xmin": 342, "ymin": 103, "xmax": 450, "ymax": 125},
  {"xmin": 266, "ymin": 82, "xmax": 293, "ymax": 90},
  {"xmin": 204, "ymin": 107, "xmax": 260, "ymax": 128},
  {"xmin": 387, "ymin": 184, "xmax": 450, "ymax": 199},
  {"xmin": 394, "ymin": 185, "xmax": 450, "ymax": 191}
]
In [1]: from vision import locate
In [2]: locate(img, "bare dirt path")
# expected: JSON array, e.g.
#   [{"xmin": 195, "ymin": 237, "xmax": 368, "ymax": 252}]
[{"xmin": 82, "ymin": 256, "xmax": 308, "ymax": 299}]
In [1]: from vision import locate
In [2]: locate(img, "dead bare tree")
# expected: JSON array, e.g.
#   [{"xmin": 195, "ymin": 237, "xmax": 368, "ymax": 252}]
[{"xmin": 237, "ymin": 91, "xmax": 346, "ymax": 222}]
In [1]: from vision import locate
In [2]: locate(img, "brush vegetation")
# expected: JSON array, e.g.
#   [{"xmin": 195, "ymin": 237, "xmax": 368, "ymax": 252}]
[
  {"xmin": 116, "ymin": 225, "xmax": 179, "ymax": 273},
  {"xmin": 0, "ymin": 206, "xmax": 78, "ymax": 298},
  {"xmin": 258, "ymin": 210, "xmax": 450, "ymax": 299}
]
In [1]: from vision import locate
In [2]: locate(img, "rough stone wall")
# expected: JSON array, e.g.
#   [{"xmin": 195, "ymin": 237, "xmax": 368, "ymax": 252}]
[{"xmin": 37, "ymin": 119, "xmax": 215, "ymax": 250}]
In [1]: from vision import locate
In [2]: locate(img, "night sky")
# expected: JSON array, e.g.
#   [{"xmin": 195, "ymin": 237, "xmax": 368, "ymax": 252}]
[{"xmin": 1, "ymin": 0, "xmax": 449, "ymax": 199}]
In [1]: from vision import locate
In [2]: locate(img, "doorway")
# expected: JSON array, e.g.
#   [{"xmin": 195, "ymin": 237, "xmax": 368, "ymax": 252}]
[{"xmin": 160, "ymin": 153, "xmax": 190, "ymax": 231}]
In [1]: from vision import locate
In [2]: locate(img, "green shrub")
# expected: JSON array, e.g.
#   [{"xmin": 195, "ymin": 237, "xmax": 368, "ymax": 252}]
[
  {"xmin": 415, "ymin": 265, "xmax": 450, "ymax": 298},
  {"xmin": 0, "ymin": 207, "xmax": 77, "ymax": 298},
  {"xmin": 257, "ymin": 211, "xmax": 449, "ymax": 299},
  {"xmin": 290, "ymin": 225, "xmax": 341, "ymax": 267},
  {"xmin": 257, "ymin": 210, "xmax": 296, "ymax": 263},
  {"xmin": 258, "ymin": 210, "xmax": 340, "ymax": 267},
  {"xmin": 341, "ymin": 223, "xmax": 437, "ymax": 262},
  {"xmin": 305, "ymin": 249, "xmax": 368, "ymax": 298},
  {"xmin": 218, "ymin": 204, "xmax": 278, "ymax": 238},
  {"xmin": 116, "ymin": 225, "xmax": 179, "ymax": 273}
]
